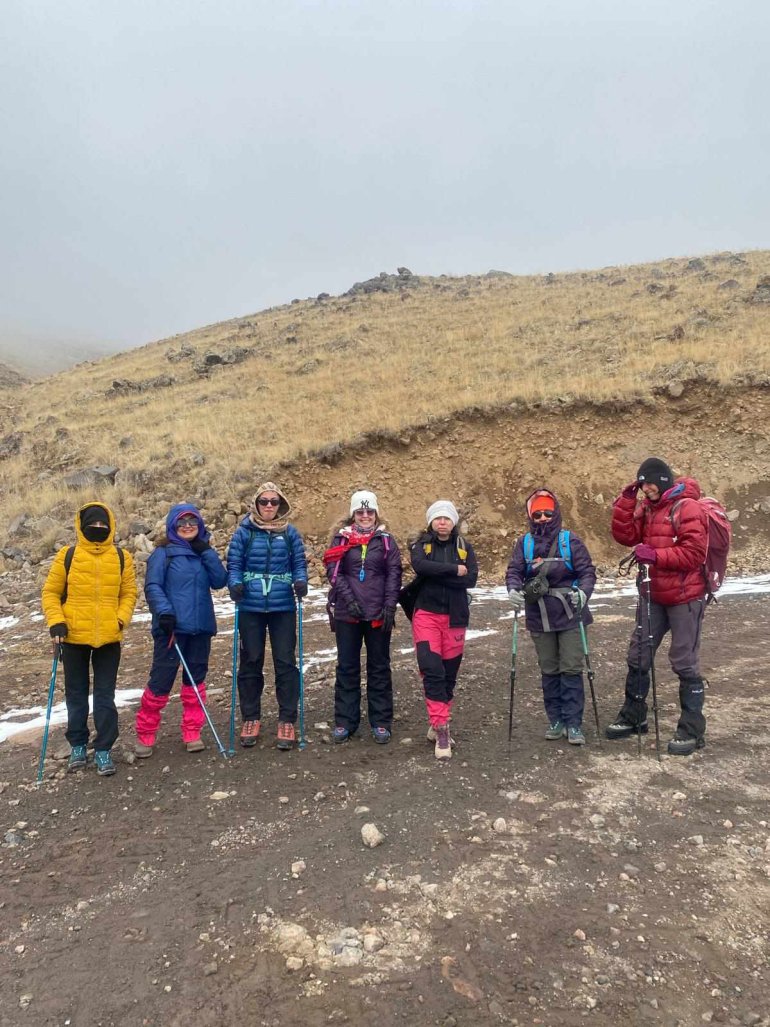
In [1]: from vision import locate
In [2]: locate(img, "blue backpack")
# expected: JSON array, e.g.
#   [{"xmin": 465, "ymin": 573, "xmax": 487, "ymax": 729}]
[{"xmin": 522, "ymin": 530, "xmax": 576, "ymax": 582}]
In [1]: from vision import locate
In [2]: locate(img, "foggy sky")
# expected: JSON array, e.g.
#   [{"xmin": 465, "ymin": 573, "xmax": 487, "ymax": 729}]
[{"xmin": 2, "ymin": 0, "xmax": 768, "ymax": 360}]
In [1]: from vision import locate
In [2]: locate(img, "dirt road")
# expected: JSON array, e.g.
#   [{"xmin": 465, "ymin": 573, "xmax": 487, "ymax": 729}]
[{"xmin": 1, "ymin": 584, "xmax": 769, "ymax": 1026}]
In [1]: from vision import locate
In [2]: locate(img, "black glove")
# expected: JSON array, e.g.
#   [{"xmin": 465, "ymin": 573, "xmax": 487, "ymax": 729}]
[
  {"xmin": 189, "ymin": 538, "xmax": 210, "ymax": 554},
  {"xmin": 158, "ymin": 613, "xmax": 176, "ymax": 636},
  {"xmin": 348, "ymin": 600, "xmax": 365, "ymax": 621},
  {"xmin": 382, "ymin": 607, "xmax": 396, "ymax": 632},
  {"xmin": 293, "ymin": 580, "xmax": 308, "ymax": 599},
  {"xmin": 49, "ymin": 622, "xmax": 68, "ymax": 639},
  {"xmin": 229, "ymin": 583, "xmax": 245, "ymax": 603}
]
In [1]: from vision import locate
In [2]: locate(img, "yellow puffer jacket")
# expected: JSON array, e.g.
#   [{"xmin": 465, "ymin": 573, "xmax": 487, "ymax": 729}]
[{"xmin": 41, "ymin": 502, "xmax": 137, "ymax": 647}]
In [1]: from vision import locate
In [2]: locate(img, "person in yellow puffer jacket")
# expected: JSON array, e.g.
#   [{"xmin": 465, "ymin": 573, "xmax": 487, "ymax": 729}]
[{"xmin": 41, "ymin": 502, "xmax": 137, "ymax": 776}]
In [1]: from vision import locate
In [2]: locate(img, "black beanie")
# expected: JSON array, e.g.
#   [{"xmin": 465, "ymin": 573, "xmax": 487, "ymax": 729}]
[
  {"xmin": 636, "ymin": 458, "xmax": 673, "ymax": 492},
  {"xmin": 80, "ymin": 505, "xmax": 109, "ymax": 529}
]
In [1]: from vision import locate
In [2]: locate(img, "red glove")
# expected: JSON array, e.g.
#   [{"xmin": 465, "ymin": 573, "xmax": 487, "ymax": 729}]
[
  {"xmin": 621, "ymin": 482, "xmax": 640, "ymax": 501},
  {"xmin": 635, "ymin": 543, "xmax": 657, "ymax": 565}
]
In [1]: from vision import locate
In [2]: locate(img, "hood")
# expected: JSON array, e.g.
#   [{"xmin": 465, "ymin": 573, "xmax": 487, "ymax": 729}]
[
  {"xmin": 165, "ymin": 502, "xmax": 209, "ymax": 548},
  {"xmin": 75, "ymin": 502, "xmax": 117, "ymax": 551},
  {"xmin": 525, "ymin": 487, "xmax": 563, "ymax": 539},
  {"xmin": 251, "ymin": 481, "xmax": 292, "ymax": 523},
  {"xmin": 653, "ymin": 476, "xmax": 702, "ymax": 507}
]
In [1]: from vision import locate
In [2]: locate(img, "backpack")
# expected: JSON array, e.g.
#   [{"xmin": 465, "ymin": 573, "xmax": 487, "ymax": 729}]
[
  {"xmin": 670, "ymin": 496, "xmax": 732, "ymax": 601},
  {"xmin": 61, "ymin": 544, "xmax": 125, "ymax": 604},
  {"xmin": 522, "ymin": 530, "xmax": 574, "ymax": 573}
]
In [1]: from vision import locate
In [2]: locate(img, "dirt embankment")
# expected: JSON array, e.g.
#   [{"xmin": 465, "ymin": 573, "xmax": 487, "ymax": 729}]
[{"xmin": 278, "ymin": 382, "xmax": 770, "ymax": 576}]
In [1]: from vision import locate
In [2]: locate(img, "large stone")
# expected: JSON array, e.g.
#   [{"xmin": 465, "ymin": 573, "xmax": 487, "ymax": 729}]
[
  {"xmin": 63, "ymin": 466, "xmax": 118, "ymax": 490},
  {"xmin": 361, "ymin": 823, "xmax": 385, "ymax": 848}
]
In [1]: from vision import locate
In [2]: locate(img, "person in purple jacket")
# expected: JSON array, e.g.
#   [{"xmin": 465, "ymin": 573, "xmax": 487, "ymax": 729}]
[
  {"xmin": 505, "ymin": 489, "xmax": 596, "ymax": 745},
  {"xmin": 323, "ymin": 490, "xmax": 402, "ymax": 744}
]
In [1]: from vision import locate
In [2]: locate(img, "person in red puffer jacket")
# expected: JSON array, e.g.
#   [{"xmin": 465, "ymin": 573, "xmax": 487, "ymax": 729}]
[{"xmin": 607, "ymin": 457, "xmax": 710, "ymax": 756}]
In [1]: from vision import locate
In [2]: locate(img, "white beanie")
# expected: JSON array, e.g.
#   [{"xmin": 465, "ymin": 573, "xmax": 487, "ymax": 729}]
[
  {"xmin": 350, "ymin": 490, "xmax": 378, "ymax": 516},
  {"xmin": 426, "ymin": 499, "xmax": 459, "ymax": 527}
]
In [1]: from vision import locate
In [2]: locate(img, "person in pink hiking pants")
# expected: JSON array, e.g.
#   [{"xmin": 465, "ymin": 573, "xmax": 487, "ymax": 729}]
[
  {"xmin": 134, "ymin": 503, "xmax": 227, "ymax": 757},
  {"xmin": 409, "ymin": 500, "xmax": 478, "ymax": 760}
]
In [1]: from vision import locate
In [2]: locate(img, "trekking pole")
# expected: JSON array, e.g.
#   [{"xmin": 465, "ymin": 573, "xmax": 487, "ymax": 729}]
[
  {"xmin": 634, "ymin": 588, "xmax": 645, "ymax": 757},
  {"xmin": 228, "ymin": 606, "xmax": 239, "ymax": 756},
  {"xmin": 574, "ymin": 591, "xmax": 601, "ymax": 743},
  {"xmin": 297, "ymin": 598, "xmax": 306, "ymax": 751},
  {"xmin": 173, "ymin": 639, "xmax": 228, "ymax": 758},
  {"xmin": 508, "ymin": 612, "xmax": 519, "ymax": 752},
  {"xmin": 36, "ymin": 645, "xmax": 61, "ymax": 783},
  {"xmin": 641, "ymin": 565, "xmax": 662, "ymax": 762}
]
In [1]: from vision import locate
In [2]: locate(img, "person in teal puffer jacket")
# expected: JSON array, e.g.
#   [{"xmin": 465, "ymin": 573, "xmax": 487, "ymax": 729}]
[
  {"xmin": 227, "ymin": 482, "xmax": 308, "ymax": 751},
  {"xmin": 135, "ymin": 502, "xmax": 227, "ymax": 757}
]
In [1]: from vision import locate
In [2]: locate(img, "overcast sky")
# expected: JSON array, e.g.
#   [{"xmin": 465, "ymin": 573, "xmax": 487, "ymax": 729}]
[{"xmin": 2, "ymin": 0, "xmax": 768, "ymax": 357}]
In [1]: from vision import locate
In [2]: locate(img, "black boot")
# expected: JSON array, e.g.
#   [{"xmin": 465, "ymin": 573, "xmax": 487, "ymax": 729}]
[
  {"xmin": 668, "ymin": 677, "xmax": 706, "ymax": 755},
  {"xmin": 605, "ymin": 666, "xmax": 650, "ymax": 739}
]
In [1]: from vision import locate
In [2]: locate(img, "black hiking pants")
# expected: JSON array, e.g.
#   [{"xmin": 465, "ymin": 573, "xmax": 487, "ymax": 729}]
[
  {"xmin": 334, "ymin": 620, "xmax": 393, "ymax": 733},
  {"xmin": 237, "ymin": 611, "xmax": 299, "ymax": 723},
  {"xmin": 62, "ymin": 641, "xmax": 121, "ymax": 750}
]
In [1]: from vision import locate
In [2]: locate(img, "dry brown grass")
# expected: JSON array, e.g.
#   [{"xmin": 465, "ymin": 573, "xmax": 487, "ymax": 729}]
[{"xmin": 2, "ymin": 249, "xmax": 769, "ymax": 529}]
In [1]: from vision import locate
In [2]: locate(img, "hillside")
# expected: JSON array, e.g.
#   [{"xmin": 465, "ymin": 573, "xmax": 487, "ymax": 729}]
[{"xmin": 1, "ymin": 252, "xmax": 770, "ymax": 576}]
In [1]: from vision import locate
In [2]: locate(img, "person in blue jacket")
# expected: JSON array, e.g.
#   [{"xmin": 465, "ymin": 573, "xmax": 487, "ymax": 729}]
[
  {"xmin": 135, "ymin": 503, "xmax": 227, "ymax": 757},
  {"xmin": 227, "ymin": 482, "xmax": 308, "ymax": 751}
]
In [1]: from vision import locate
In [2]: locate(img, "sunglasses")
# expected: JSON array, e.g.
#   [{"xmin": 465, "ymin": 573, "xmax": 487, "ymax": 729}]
[
  {"xmin": 532, "ymin": 510, "xmax": 555, "ymax": 520},
  {"xmin": 353, "ymin": 508, "xmax": 376, "ymax": 516},
  {"xmin": 176, "ymin": 517, "xmax": 198, "ymax": 528},
  {"xmin": 258, "ymin": 497, "xmax": 281, "ymax": 507}
]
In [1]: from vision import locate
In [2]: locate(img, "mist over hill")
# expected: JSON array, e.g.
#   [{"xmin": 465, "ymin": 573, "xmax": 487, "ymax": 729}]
[{"xmin": 0, "ymin": 334, "xmax": 122, "ymax": 377}]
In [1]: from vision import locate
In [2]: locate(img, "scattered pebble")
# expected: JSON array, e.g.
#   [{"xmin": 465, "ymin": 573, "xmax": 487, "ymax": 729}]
[
  {"xmin": 203, "ymin": 962, "xmax": 218, "ymax": 976},
  {"xmin": 279, "ymin": 796, "xmax": 289, "ymax": 804},
  {"xmin": 361, "ymin": 823, "xmax": 385, "ymax": 848},
  {"xmin": 589, "ymin": 814, "xmax": 606, "ymax": 828},
  {"xmin": 18, "ymin": 995, "xmax": 33, "ymax": 1010},
  {"xmin": 574, "ymin": 929, "xmax": 586, "ymax": 941},
  {"xmin": 291, "ymin": 860, "xmax": 306, "ymax": 877},
  {"xmin": 210, "ymin": 791, "xmax": 230, "ymax": 801},
  {"xmin": 689, "ymin": 835, "xmax": 704, "ymax": 847},
  {"xmin": 492, "ymin": 818, "xmax": 507, "ymax": 833},
  {"xmin": 354, "ymin": 805, "xmax": 370, "ymax": 814}
]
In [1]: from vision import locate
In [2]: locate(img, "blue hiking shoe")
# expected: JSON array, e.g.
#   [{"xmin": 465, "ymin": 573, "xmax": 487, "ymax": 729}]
[
  {"xmin": 545, "ymin": 720, "xmax": 567, "ymax": 740},
  {"xmin": 93, "ymin": 750, "xmax": 116, "ymax": 776},
  {"xmin": 332, "ymin": 725, "xmax": 350, "ymax": 744},
  {"xmin": 372, "ymin": 726, "xmax": 391, "ymax": 745},
  {"xmin": 568, "ymin": 726, "xmax": 586, "ymax": 746},
  {"xmin": 67, "ymin": 745, "xmax": 88, "ymax": 772}
]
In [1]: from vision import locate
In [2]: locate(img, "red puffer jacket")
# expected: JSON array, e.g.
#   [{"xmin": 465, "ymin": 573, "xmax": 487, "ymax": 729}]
[{"xmin": 611, "ymin": 477, "xmax": 709, "ymax": 605}]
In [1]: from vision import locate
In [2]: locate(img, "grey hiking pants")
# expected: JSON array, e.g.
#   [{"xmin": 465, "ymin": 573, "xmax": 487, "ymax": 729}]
[
  {"xmin": 626, "ymin": 598, "xmax": 704, "ymax": 678},
  {"xmin": 621, "ymin": 598, "xmax": 707, "ymax": 739}
]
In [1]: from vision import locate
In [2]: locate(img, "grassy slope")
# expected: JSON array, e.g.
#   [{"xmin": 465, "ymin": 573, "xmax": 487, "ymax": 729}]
[{"xmin": 1, "ymin": 250, "xmax": 769, "ymax": 536}]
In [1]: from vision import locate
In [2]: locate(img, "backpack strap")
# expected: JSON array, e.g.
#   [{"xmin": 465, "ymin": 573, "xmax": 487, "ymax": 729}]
[
  {"xmin": 456, "ymin": 536, "xmax": 467, "ymax": 561},
  {"xmin": 62, "ymin": 544, "xmax": 124, "ymax": 604},
  {"xmin": 523, "ymin": 533, "xmax": 534, "ymax": 567}
]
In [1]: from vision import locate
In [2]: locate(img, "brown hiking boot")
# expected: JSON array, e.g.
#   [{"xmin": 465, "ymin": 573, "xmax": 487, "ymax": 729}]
[
  {"xmin": 185, "ymin": 738, "xmax": 206, "ymax": 753},
  {"xmin": 434, "ymin": 724, "xmax": 452, "ymax": 760},
  {"xmin": 135, "ymin": 742, "xmax": 154, "ymax": 759},
  {"xmin": 276, "ymin": 722, "xmax": 296, "ymax": 751},
  {"xmin": 240, "ymin": 719, "xmax": 261, "ymax": 747}
]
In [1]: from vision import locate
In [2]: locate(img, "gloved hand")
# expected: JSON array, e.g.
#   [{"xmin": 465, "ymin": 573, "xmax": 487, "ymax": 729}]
[
  {"xmin": 229, "ymin": 583, "xmax": 245, "ymax": 603},
  {"xmin": 508, "ymin": 590, "xmax": 525, "ymax": 611},
  {"xmin": 293, "ymin": 580, "xmax": 308, "ymax": 599},
  {"xmin": 158, "ymin": 613, "xmax": 176, "ymax": 636},
  {"xmin": 635, "ymin": 543, "xmax": 657, "ymax": 565},
  {"xmin": 49, "ymin": 622, "xmax": 68, "ymax": 640},
  {"xmin": 189, "ymin": 538, "xmax": 210, "ymax": 554},
  {"xmin": 381, "ymin": 606, "xmax": 396, "ymax": 632},
  {"xmin": 621, "ymin": 481, "xmax": 640, "ymax": 500},
  {"xmin": 569, "ymin": 588, "xmax": 588, "ymax": 610},
  {"xmin": 347, "ymin": 600, "xmax": 365, "ymax": 621}
]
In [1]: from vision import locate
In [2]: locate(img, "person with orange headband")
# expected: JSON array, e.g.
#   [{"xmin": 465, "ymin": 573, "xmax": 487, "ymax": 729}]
[{"xmin": 505, "ymin": 488, "xmax": 596, "ymax": 745}]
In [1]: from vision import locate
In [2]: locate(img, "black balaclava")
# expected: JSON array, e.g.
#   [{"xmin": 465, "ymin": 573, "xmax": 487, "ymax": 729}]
[
  {"xmin": 636, "ymin": 458, "xmax": 674, "ymax": 496},
  {"xmin": 81, "ymin": 505, "xmax": 110, "ymax": 544}
]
